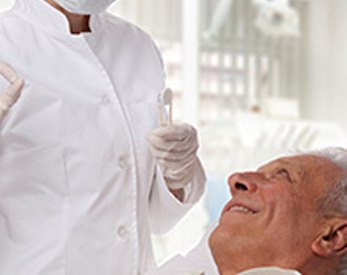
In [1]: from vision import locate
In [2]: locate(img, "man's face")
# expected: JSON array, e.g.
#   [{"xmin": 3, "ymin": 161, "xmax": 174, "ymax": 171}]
[{"xmin": 209, "ymin": 154, "xmax": 343, "ymax": 271}]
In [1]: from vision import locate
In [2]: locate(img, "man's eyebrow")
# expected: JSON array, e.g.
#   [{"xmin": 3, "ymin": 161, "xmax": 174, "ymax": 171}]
[
  {"xmin": 257, "ymin": 159, "xmax": 298, "ymax": 172},
  {"xmin": 257, "ymin": 159, "xmax": 287, "ymax": 170}
]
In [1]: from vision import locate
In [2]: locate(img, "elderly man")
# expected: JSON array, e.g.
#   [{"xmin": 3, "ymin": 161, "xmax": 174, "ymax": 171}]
[{"xmin": 148, "ymin": 147, "xmax": 347, "ymax": 275}]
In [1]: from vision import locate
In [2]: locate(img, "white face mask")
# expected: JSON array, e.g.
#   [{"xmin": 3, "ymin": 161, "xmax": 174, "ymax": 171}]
[{"xmin": 52, "ymin": 0, "xmax": 117, "ymax": 14}]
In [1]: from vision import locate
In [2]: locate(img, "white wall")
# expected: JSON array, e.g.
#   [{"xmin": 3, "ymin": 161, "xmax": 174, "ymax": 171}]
[{"xmin": 303, "ymin": 0, "xmax": 347, "ymax": 132}]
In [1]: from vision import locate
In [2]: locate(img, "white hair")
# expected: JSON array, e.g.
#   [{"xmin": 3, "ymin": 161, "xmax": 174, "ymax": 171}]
[{"xmin": 307, "ymin": 147, "xmax": 347, "ymax": 275}]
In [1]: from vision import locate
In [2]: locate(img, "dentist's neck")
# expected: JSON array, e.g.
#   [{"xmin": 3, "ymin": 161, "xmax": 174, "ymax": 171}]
[{"xmin": 46, "ymin": 0, "xmax": 91, "ymax": 34}]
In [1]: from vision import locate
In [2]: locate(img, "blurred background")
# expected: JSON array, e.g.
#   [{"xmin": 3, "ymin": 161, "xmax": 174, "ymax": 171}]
[{"xmin": 1, "ymin": 0, "xmax": 347, "ymax": 265}]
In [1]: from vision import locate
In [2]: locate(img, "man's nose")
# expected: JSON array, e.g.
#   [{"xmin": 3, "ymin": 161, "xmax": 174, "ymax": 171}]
[{"xmin": 228, "ymin": 172, "xmax": 259, "ymax": 194}]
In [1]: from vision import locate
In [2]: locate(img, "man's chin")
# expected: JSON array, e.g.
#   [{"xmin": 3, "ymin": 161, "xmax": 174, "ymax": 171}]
[
  {"xmin": 218, "ymin": 214, "xmax": 255, "ymax": 229},
  {"xmin": 209, "ymin": 222, "xmax": 238, "ymax": 247},
  {"xmin": 211, "ymin": 220, "xmax": 263, "ymax": 247}
]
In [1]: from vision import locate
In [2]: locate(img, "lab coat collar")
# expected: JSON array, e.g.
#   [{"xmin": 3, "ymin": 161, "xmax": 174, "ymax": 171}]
[{"xmin": 13, "ymin": 0, "xmax": 101, "ymax": 38}]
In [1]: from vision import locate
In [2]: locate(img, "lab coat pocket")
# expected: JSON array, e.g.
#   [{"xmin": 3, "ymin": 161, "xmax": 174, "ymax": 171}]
[{"xmin": 0, "ymin": 145, "xmax": 66, "ymax": 244}]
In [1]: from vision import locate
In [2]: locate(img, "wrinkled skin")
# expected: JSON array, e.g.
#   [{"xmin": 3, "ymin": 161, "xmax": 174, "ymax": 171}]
[{"xmin": 210, "ymin": 154, "xmax": 345, "ymax": 275}]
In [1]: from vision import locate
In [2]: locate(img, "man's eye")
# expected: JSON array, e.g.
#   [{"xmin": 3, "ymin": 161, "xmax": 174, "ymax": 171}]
[{"xmin": 277, "ymin": 169, "xmax": 292, "ymax": 182}]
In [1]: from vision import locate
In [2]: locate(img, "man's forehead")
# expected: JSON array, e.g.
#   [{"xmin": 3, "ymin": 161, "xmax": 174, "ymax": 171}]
[
  {"xmin": 257, "ymin": 155, "xmax": 302, "ymax": 171},
  {"xmin": 257, "ymin": 154, "xmax": 343, "ymax": 178}
]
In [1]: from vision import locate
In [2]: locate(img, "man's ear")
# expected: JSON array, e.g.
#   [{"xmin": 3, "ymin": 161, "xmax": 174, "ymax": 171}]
[{"xmin": 312, "ymin": 220, "xmax": 347, "ymax": 258}]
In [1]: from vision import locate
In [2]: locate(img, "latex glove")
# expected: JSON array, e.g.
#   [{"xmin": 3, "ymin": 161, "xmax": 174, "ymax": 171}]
[
  {"xmin": 148, "ymin": 123, "xmax": 200, "ymax": 190},
  {"xmin": 0, "ymin": 62, "xmax": 24, "ymax": 122}
]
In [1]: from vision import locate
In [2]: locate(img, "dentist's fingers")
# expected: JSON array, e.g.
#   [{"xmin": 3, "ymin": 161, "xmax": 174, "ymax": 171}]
[
  {"xmin": 148, "ymin": 123, "xmax": 201, "ymax": 189},
  {"xmin": 0, "ymin": 62, "xmax": 25, "ymax": 120},
  {"xmin": 0, "ymin": 77, "xmax": 25, "ymax": 109},
  {"xmin": 0, "ymin": 61, "xmax": 19, "ymax": 83}
]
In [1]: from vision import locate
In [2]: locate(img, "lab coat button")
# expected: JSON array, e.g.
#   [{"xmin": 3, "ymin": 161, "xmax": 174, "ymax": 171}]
[
  {"xmin": 99, "ymin": 94, "xmax": 111, "ymax": 106},
  {"xmin": 118, "ymin": 156, "xmax": 126, "ymax": 169},
  {"xmin": 117, "ymin": 226, "xmax": 128, "ymax": 239}
]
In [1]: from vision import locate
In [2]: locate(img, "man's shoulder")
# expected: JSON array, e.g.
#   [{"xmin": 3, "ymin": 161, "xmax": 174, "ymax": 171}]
[
  {"xmin": 145, "ymin": 255, "xmax": 206, "ymax": 275},
  {"xmin": 146, "ymin": 226, "xmax": 219, "ymax": 275},
  {"xmin": 101, "ymin": 12, "xmax": 154, "ymax": 43},
  {"xmin": 0, "ymin": 9, "xmax": 22, "ymax": 29},
  {"xmin": 0, "ymin": 9, "xmax": 28, "ymax": 53}
]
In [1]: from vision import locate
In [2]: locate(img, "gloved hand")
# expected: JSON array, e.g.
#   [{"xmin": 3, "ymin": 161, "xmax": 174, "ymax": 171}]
[
  {"xmin": 148, "ymin": 123, "xmax": 200, "ymax": 190},
  {"xmin": 0, "ymin": 62, "xmax": 24, "ymax": 122}
]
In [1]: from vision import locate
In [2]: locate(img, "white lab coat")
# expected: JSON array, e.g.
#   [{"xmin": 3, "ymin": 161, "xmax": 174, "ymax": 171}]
[{"xmin": 0, "ymin": 0, "xmax": 205, "ymax": 274}]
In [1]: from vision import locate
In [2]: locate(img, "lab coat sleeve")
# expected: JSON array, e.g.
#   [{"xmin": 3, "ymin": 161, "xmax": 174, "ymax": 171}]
[
  {"xmin": 146, "ymin": 30, "xmax": 206, "ymax": 233},
  {"xmin": 183, "ymin": 157, "xmax": 206, "ymax": 204},
  {"xmin": 149, "ymin": 158, "xmax": 206, "ymax": 234}
]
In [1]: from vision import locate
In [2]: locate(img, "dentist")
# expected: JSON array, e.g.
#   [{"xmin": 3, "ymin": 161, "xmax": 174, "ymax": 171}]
[{"xmin": 0, "ymin": 1, "xmax": 205, "ymax": 275}]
